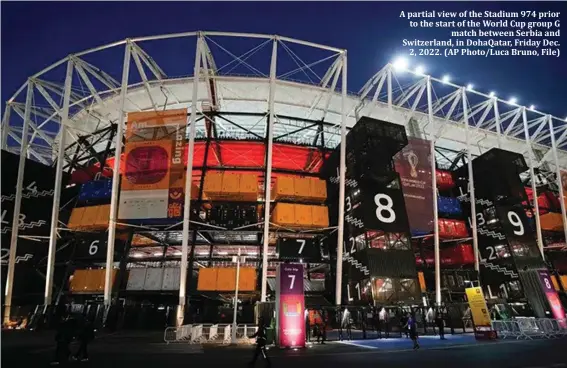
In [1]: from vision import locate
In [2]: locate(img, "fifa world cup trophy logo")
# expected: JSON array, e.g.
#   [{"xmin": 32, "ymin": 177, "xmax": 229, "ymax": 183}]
[{"xmin": 404, "ymin": 151, "xmax": 419, "ymax": 178}]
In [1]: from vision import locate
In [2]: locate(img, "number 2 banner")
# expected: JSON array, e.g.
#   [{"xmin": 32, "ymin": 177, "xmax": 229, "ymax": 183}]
[{"xmin": 275, "ymin": 264, "xmax": 305, "ymax": 348}]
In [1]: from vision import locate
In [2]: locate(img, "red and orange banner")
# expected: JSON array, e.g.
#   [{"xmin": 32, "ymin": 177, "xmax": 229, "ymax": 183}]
[{"xmin": 118, "ymin": 109, "xmax": 187, "ymax": 220}]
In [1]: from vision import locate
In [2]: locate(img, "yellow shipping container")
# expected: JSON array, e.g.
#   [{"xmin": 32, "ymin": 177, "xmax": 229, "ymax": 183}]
[{"xmin": 238, "ymin": 268, "xmax": 257, "ymax": 291}]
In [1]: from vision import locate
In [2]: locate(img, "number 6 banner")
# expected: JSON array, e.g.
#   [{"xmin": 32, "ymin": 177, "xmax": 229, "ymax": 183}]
[
  {"xmin": 74, "ymin": 234, "xmax": 127, "ymax": 261},
  {"xmin": 275, "ymin": 263, "xmax": 305, "ymax": 348}
]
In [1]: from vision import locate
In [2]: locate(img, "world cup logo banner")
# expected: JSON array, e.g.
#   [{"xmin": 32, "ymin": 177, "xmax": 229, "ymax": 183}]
[
  {"xmin": 393, "ymin": 138, "xmax": 434, "ymax": 235},
  {"xmin": 118, "ymin": 109, "xmax": 187, "ymax": 221},
  {"xmin": 275, "ymin": 264, "xmax": 305, "ymax": 348}
]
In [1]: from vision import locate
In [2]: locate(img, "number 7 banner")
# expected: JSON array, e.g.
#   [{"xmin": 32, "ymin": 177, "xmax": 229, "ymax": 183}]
[{"xmin": 275, "ymin": 264, "xmax": 305, "ymax": 348}]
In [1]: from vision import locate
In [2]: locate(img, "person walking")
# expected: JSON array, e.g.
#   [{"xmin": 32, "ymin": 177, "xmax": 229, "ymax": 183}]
[
  {"xmin": 405, "ymin": 313, "xmax": 420, "ymax": 350},
  {"xmin": 435, "ymin": 311, "xmax": 446, "ymax": 340},
  {"xmin": 249, "ymin": 317, "xmax": 271, "ymax": 368},
  {"xmin": 72, "ymin": 318, "xmax": 95, "ymax": 362},
  {"xmin": 51, "ymin": 315, "xmax": 74, "ymax": 365}
]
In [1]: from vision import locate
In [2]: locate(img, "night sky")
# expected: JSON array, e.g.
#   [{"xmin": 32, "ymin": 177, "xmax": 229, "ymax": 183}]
[{"xmin": 2, "ymin": 1, "xmax": 566, "ymax": 118}]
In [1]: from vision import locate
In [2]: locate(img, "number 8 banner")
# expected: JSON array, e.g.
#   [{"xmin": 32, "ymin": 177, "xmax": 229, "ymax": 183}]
[{"xmin": 357, "ymin": 180, "xmax": 410, "ymax": 234}]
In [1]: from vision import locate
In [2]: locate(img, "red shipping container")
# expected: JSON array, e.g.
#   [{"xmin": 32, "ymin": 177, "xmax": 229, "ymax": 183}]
[
  {"xmin": 438, "ymin": 219, "xmax": 448, "ymax": 238},
  {"xmin": 458, "ymin": 244, "xmax": 475, "ymax": 265},
  {"xmin": 445, "ymin": 219, "xmax": 457, "ymax": 238},
  {"xmin": 454, "ymin": 220, "xmax": 469, "ymax": 238}
]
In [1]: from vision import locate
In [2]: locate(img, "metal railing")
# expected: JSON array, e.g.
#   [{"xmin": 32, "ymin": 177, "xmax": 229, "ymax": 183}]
[
  {"xmin": 164, "ymin": 324, "xmax": 258, "ymax": 344},
  {"xmin": 491, "ymin": 318, "xmax": 567, "ymax": 340}
]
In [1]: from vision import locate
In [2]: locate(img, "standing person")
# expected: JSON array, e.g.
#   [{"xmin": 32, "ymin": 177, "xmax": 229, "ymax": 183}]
[
  {"xmin": 72, "ymin": 318, "xmax": 95, "ymax": 362},
  {"xmin": 405, "ymin": 313, "xmax": 420, "ymax": 350},
  {"xmin": 400, "ymin": 313, "xmax": 408, "ymax": 338},
  {"xmin": 51, "ymin": 315, "xmax": 74, "ymax": 365},
  {"xmin": 320, "ymin": 313, "xmax": 327, "ymax": 345},
  {"xmin": 249, "ymin": 317, "xmax": 271, "ymax": 368},
  {"xmin": 435, "ymin": 311, "xmax": 446, "ymax": 340}
]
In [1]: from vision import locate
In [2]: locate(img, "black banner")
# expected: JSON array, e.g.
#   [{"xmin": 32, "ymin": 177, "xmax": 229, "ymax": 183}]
[
  {"xmin": 74, "ymin": 233, "xmax": 127, "ymax": 261},
  {"xmin": 277, "ymin": 237, "xmax": 321, "ymax": 262},
  {"xmin": 1, "ymin": 150, "xmax": 66, "ymax": 303}
]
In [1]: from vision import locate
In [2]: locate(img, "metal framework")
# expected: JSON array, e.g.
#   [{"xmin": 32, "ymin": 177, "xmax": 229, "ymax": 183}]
[{"xmin": 3, "ymin": 31, "xmax": 566, "ymax": 323}]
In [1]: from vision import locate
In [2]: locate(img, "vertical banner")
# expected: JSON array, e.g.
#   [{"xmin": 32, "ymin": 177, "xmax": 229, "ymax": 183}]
[
  {"xmin": 393, "ymin": 138, "xmax": 434, "ymax": 235},
  {"xmin": 537, "ymin": 270, "xmax": 567, "ymax": 326},
  {"xmin": 465, "ymin": 286, "xmax": 495, "ymax": 340},
  {"xmin": 276, "ymin": 264, "xmax": 305, "ymax": 348},
  {"xmin": 118, "ymin": 109, "xmax": 187, "ymax": 221}
]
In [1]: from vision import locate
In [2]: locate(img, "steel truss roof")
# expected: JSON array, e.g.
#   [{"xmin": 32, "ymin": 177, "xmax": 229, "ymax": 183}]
[{"xmin": 2, "ymin": 31, "xmax": 566, "ymax": 172}]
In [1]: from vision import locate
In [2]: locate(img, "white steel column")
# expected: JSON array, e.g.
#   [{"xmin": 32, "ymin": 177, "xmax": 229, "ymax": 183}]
[
  {"xmin": 335, "ymin": 52, "xmax": 347, "ymax": 305},
  {"xmin": 548, "ymin": 115, "xmax": 567, "ymax": 245},
  {"xmin": 1, "ymin": 104, "xmax": 11, "ymax": 150},
  {"xmin": 231, "ymin": 248, "xmax": 241, "ymax": 343},
  {"xmin": 178, "ymin": 36, "xmax": 203, "ymax": 322},
  {"xmin": 427, "ymin": 77, "xmax": 441, "ymax": 305},
  {"xmin": 522, "ymin": 108, "xmax": 544, "ymax": 258},
  {"xmin": 493, "ymin": 98, "xmax": 501, "ymax": 149},
  {"xmin": 260, "ymin": 37, "xmax": 278, "ymax": 302},
  {"xmin": 462, "ymin": 88, "xmax": 480, "ymax": 272},
  {"xmin": 104, "ymin": 42, "xmax": 131, "ymax": 305},
  {"xmin": 44, "ymin": 60, "xmax": 74, "ymax": 305},
  {"xmin": 387, "ymin": 65, "xmax": 393, "ymax": 111},
  {"xmin": 3, "ymin": 81, "xmax": 34, "ymax": 325}
]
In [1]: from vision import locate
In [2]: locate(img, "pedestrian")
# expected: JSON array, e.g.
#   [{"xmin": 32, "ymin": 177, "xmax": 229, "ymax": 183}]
[
  {"xmin": 435, "ymin": 311, "xmax": 446, "ymax": 340},
  {"xmin": 72, "ymin": 318, "xmax": 95, "ymax": 362},
  {"xmin": 249, "ymin": 317, "xmax": 271, "ymax": 368},
  {"xmin": 320, "ymin": 317, "xmax": 327, "ymax": 345},
  {"xmin": 51, "ymin": 315, "xmax": 74, "ymax": 365},
  {"xmin": 400, "ymin": 314, "xmax": 408, "ymax": 338},
  {"xmin": 404, "ymin": 313, "xmax": 420, "ymax": 350}
]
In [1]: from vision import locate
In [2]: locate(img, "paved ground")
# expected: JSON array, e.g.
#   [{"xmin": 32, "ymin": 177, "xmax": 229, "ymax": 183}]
[{"xmin": 2, "ymin": 329, "xmax": 567, "ymax": 368}]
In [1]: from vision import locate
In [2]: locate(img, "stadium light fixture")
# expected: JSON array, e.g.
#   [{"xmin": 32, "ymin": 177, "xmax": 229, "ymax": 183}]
[
  {"xmin": 393, "ymin": 57, "xmax": 409, "ymax": 71},
  {"xmin": 467, "ymin": 83, "xmax": 474, "ymax": 90},
  {"xmin": 529, "ymin": 105, "xmax": 535, "ymax": 110},
  {"xmin": 442, "ymin": 75, "xmax": 450, "ymax": 83},
  {"xmin": 415, "ymin": 65, "xmax": 425, "ymax": 75},
  {"xmin": 489, "ymin": 91, "xmax": 496, "ymax": 97},
  {"xmin": 508, "ymin": 97, "xmax": 518, "ymax": 105}
]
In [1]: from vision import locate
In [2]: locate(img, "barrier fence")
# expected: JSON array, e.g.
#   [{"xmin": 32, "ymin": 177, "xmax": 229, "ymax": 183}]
[
  {"xmin": 491, "ymin": 318, "xmax": 567, "ymax": 340},
  {"xmin": 164, "ymin": 323, "xmax": 258, "ymax": 344}
]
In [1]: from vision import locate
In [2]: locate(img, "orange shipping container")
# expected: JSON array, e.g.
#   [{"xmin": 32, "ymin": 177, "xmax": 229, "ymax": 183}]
[
  {"xmin": 273, "ymin": 203, "xmax": 295, "ymax": 227},
  {"xmin": 273, "ymin": 176, "xmax": 295, "ymax": 199},
  {"xmin": 295, "ymin": 204, "xmax": 313, "ymax": 227},
  {"xmin": 68, "ymin": 207, "xmax": 87, "ymax": 230},
  {"xmin": 311, "ymin": 206, "xmax": 329, "ymax": 228},
  {"xmin": 197, "ymin": 268, "xmax": 218, "ymax": 291},
  {"xmin": 81, "ymin": 206, "xmax": 100, "ymax": 230},
  {"xmin": 216, "ymin": 268, "xmax": 237, "ymax": 291},
  {"xmin": 93, "ymin": 205, "xmax": 111, "ymax": 229},
  {"xmin": 294, "ymin": 177, "xmax": 311, "ymax": 199},
  {"xmin": 238, "ymin": 267, "xmax": 257, "ymax": 291},
  {"xmin": 540, "ymin": 212, "xmax": 564, "ymax": 232},
  {"xmin": 70, "ymin": 269, "xmax": 89, "ymax": 292},
  {"xmin": 239, "ymin": 174, "xmax": 258, "ymax": 201},
  {"xmin": 418, "ymin": 272, "xmax": 427, "ymax": 292},
  {"xmin": 309, "ymin": 178, "xmax": 327, "ymax": 202},
  {"xmin": 221, "ymin": 173, "xmax": 240, "ymax": 198},
  {"xmin": 203, "ymin": 172, "xmax": 223, "ymax": 197}
]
